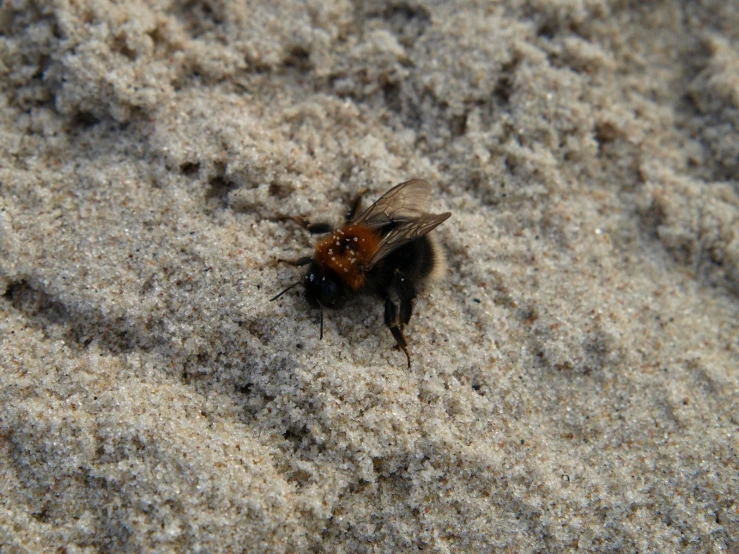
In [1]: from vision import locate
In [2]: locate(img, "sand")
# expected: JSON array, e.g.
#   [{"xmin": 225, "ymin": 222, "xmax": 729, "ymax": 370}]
[{"xmin": 1, "ymin": 0, "xmax": 738, "ymax": 551}]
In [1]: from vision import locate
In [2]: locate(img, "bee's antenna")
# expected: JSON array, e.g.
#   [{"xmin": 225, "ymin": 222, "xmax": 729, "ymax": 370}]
[
  {"xmin": 270, "ymin": 281, "xmax": 300, "ymax": 301},
  {"xmin": 319, "ymin": 303, "xmax": 324, "ymax": 340}
]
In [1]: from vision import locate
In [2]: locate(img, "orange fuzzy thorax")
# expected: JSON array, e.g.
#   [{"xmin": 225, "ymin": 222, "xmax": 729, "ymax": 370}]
[{"xmin": 314, "ymin": 224, "xmax": 380, "ymax": 290}]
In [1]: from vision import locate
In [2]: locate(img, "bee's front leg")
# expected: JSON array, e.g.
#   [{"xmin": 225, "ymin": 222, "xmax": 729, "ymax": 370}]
[
  {"xmin": 276, "ymin": 215, "xmax": 333, "ymax": 234},
  {"xmin": 276, "ymin": 256, "xmax": 312, "ymax": 266}
]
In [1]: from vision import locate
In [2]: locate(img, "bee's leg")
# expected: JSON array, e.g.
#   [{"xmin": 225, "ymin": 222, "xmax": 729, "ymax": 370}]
[
  {"xmin": 345, "ymin": 188, "xmax": 368, "ymax": 221},
  {"xmin": 384, "ymin": 296, "xmax": 412, "ymax": 368},
  {"xmin": 277, "ymin": 215, "xmax": 333, "ymax": 234},
  {"xmin": 394, "ymin": 270, "xmax": 417, "ymax": 329},
  {"xmin": 277, "ymin": 256, "xmax": 312, "ymax": 266}
]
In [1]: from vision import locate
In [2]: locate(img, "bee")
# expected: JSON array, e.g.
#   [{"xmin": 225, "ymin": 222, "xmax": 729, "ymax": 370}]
[{"xmin": 271, "ymin": 179, "xmax": 451, "ymax": 367}]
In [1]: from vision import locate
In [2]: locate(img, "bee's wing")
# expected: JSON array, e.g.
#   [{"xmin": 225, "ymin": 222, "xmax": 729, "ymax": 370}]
[
  {"xmin": 366, "ymin": 212, "xmax": 451, "ymax": 270},
  {"xmin": 351, "ymin": 179, "xmax": 432, "ymax": 228}
]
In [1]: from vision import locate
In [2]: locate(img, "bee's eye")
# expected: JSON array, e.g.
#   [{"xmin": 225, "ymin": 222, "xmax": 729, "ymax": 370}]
[{"xmin": 321, "ymin": 279, "xmax": 337, "ymax": 299}]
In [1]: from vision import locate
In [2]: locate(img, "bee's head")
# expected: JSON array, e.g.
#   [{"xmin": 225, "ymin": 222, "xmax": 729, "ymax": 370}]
[{"xmin": 304, "ymin": 262, "xmax": 347, "ymax": 309}]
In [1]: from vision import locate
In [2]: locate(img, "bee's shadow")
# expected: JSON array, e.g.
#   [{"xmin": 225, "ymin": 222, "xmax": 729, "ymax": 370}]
[{"xmin": 283, "ymin": 287, "xmax": 385, "ymax": 336}]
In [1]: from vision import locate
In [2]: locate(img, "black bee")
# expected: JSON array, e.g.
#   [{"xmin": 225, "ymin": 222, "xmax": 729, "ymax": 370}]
[{"xmin": 271, "ymin": 179, "xmax": 451, "ymax": 367}]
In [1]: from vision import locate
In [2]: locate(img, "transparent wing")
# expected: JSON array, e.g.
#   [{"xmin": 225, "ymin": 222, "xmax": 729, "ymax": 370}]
[
  {"xmin": 366, "ymin": 212, "xmax": 451, "ymax": 269},
  {"xmin": 351, "ymin": 179, "xmax": 433, "ymax": 228}
]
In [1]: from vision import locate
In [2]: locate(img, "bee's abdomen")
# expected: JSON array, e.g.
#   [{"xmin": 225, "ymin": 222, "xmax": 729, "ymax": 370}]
[{"xmin": 387, "ymin": 234, "xmax": 447, "ymax": 283}]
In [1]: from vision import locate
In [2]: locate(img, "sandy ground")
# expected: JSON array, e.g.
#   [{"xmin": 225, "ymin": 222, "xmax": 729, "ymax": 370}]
[{"xmin": 1, "ymin": 0, "xmax": 738, "ymax": 552}]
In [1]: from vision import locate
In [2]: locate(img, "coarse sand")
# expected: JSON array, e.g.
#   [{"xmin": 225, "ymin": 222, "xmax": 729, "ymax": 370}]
[{"xmin": 1, "ymin": 1, "xmax": 738, "ymax": 552}]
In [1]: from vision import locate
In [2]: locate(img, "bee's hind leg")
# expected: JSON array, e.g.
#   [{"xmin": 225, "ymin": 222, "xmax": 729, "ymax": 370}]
[
  {"xmin": 384, "ymin": 296, "xmax": 412, "ymax": 368},
  {"xmin": 394, "ymin": 270, "xmax": 418, "ymax": 330}
]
